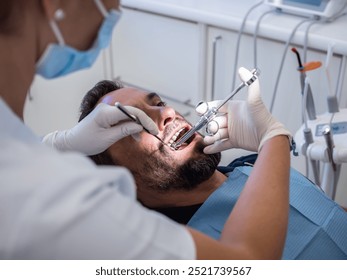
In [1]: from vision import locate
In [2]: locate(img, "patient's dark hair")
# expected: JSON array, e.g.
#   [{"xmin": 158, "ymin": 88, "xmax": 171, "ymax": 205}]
[
  {"xmin": 79, "ymin": 80, "xmax": 124, "ymax": 165},
  {"xmin": 79, "ymin": 80, "xmax": 124, "ymax": 121}
]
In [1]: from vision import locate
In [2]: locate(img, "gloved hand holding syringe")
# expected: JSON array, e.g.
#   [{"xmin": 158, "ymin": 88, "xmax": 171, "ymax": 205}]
[{"xmin": 172, "ymin": 68, "xmax": 260, "ymax": 150}]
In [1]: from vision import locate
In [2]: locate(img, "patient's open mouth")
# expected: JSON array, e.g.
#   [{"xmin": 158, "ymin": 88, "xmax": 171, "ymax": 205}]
[{"xmin": 168, "ymin": 127, "xmax": 195, "ymax": 150}]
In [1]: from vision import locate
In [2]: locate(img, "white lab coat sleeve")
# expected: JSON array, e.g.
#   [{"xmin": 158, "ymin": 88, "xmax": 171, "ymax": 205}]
[
  {"xmin": 0, "ymin": 119, "xmax": 195, "ymax": 259},
  {"xmin": 1, "ymin": 144, "xmax": 196, "ymax": 259}
]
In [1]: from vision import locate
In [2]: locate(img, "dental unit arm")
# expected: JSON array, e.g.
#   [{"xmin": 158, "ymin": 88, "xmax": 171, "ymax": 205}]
[
  {"xmin": 295, "ymin": 110, "xmax": 347, "ymax": 199},
  {"xmin": 293, "ymin": 44, "xmax": 347, "ymax": 200},
  {"xmin": 172, "ymin": 68, "xmax": 260, "ymax": 149}
]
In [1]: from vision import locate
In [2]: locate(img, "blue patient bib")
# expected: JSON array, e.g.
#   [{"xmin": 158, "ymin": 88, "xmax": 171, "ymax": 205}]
[{"xmin": 187, "ymin": 166, "xmax": 347, "ymax": 259}]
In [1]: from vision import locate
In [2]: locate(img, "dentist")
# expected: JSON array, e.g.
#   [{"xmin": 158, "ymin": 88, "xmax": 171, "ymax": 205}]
[{"xmin": 0, "ymin": 0, "xmax": 291, "ymax": 259}]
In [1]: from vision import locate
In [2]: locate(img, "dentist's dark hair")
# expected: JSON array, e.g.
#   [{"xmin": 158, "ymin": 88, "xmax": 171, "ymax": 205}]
[{"xmin": 79, "ymin": 80, "xmax": 124, "ymax": 166}]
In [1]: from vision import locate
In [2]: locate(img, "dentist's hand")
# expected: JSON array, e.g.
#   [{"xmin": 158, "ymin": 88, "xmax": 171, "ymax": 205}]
[
  {"xmin": 200, "ymin": 67, "xmax": 291, "ymax": 154},
  {"xmin": 42, "ymin": 103, "xmax": 158, "ymax": 155}
]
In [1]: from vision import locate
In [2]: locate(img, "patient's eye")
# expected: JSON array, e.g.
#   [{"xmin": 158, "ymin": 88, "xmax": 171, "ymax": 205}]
[
  {"xmin": 156, "ymin": 101, "xmax": 167, "ymax": 107},
  {"xmin": 147, "ymin": 93, "xmax": 167, "ymax": 107}
]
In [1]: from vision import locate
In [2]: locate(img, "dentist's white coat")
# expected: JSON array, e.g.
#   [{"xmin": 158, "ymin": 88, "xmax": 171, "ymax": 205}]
[{"xmin": 0, "ymin": 99, "xmax": 195, "ymax": 259}]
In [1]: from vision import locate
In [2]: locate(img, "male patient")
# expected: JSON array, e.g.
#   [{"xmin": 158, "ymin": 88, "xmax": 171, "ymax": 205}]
[{"xmin": 79, "ymin": 80, "xmax": 347, "ymax": 260}]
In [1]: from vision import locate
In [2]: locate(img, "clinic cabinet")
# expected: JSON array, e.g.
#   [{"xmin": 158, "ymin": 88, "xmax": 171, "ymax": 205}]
[
  {"xmin": 112, "ymin": 8, "xmax": 203, "ymax": 123},
  {"xmin": 25, "ymin": 52, "xmax": 107, "ymax": 135}
]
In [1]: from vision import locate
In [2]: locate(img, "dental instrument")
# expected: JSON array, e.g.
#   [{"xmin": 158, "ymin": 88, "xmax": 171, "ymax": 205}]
[
  {"xmin": 292, "ymin": 48, "xmax": 322, "ymax": 183},
  {"xmin": 323, "ymin": 125, "xmax": 336, "ymax": 172},
  {"xmin": 115, "ymin": 102, "xmax": 173, "ymax": 149},
  {"xmin": 302, "ymin": 77, "xmax": 321, "ymax": 185},
  {"xmin": 325, "ymin": 43, "xmax": 340, "ymax": 114},
  {"xmin": 291, "ymin": 47, "xmax": 318, "ymax": 120},
  {"xmin": 296, "ymin": 111, "xmax": 347, "ymax": 200},
  {"xmin": 269, "ymin": 17, "xmax": 315, "ymax": 113},
  {"xmin": 172, "ymin": 68, "xmax": 260, "ymax": 150}
]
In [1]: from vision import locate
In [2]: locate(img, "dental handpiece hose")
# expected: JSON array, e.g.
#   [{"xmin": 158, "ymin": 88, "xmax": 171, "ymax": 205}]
[
  {"xmin": 323, "ymin": 126, "xmax": 336, "ymax": 172},
  {"xmin": 173, "ymin": 68, "xmax": 260, "ymax": 149}
]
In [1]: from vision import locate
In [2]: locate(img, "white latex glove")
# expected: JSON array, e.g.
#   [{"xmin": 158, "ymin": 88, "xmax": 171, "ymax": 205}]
[
  {"xmin": 200, "ymin": 67, "xmax": 292, "ymax": 154},
  {"xmin": 42, "ymin": 103, "xmax": 158, "ymax": 155}
]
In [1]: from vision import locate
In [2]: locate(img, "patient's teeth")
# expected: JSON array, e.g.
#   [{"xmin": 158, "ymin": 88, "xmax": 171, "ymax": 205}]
[{"xmin": 169, "ymin": 127, "xmax": 186, "ymax": 147}]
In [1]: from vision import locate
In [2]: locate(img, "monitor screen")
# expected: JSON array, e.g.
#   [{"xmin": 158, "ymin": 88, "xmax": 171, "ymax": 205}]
[
  {"xmin": 287, "ymin": 0, "xmax": 322, "ymax": 6},
  {"xmin": 283, "ymin": 0, "xmax": 328, "ymax": 11}
]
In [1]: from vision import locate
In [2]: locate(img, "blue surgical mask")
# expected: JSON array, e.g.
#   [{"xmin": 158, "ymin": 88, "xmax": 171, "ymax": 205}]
[{"xmin": 36, "ymin": 2, "xmax": 121, "ymax": 79}]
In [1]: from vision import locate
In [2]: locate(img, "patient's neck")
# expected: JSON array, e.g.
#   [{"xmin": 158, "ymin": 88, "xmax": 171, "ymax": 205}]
[{"xmin": 138, "ymin": 170, "xmax": 227, "ymax": 208}]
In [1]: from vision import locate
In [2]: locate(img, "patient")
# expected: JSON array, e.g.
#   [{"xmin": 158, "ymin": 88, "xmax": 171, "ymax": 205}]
[{"xmin": 79, "ymin": 80, "xmax": 347, "ymax": 260}]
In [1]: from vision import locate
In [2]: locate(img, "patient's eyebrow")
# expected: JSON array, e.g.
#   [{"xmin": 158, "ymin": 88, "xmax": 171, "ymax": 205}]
[{"xmin": 146, "ymin": 92, "xmax": 161, "ymax": 102}]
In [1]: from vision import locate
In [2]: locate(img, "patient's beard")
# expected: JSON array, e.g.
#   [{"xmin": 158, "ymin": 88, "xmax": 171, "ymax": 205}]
[{"xmin": 133, "ymin": 140, "xmax": 221, "ymax": 193}]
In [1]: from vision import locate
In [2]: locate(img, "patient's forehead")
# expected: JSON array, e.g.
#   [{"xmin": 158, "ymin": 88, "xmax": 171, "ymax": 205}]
[{"xmin": 99, "ymin": 87, "xmax": 147, "ymax": 106}]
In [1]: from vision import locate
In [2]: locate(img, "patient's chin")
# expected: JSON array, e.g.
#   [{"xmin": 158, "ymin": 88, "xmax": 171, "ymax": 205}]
[
  {"xmin": 175, "ymin": 148, "xmax": 221, "ymax": 190},
  {"xmin": 142, "ymin": 135, "xmax": 220, "ymax": 192}
]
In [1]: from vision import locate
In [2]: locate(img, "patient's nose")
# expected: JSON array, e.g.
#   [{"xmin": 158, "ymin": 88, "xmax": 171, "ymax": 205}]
[{"xmin": 158, "ymin": 107, "xmax": 176, "ymax": 130}]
